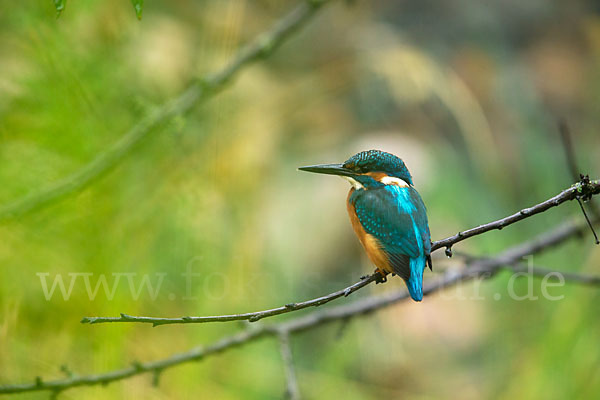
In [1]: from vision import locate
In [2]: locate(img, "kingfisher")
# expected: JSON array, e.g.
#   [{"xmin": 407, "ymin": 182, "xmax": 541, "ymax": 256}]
[{"xmin": 299, "ymin": 150, "xmax": 432, "ymax": 301}]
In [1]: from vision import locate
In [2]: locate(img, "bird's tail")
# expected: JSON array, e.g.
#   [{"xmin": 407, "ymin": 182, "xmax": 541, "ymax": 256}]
[{"xmin": 406, "ymin": 256, "xmax": 425, "ymax": 301}]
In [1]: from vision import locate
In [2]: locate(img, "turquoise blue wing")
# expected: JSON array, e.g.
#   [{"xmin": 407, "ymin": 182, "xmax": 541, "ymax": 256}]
[
  {"xmin": 352, "ymin": 186, "xmax": 430, "ymax": 280},
  {"xmin": 411, "ymin": 188, "xmax": 432, "ymax": 256}
]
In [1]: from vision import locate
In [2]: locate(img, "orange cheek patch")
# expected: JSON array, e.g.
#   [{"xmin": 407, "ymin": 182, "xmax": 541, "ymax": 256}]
[
  {"xmin": 365, "ymin": 172, "xmax": 410, "ymax": 187},
  {"xmin": 365, "ymin": 172, "xmax": 388, "ymax": 181}
]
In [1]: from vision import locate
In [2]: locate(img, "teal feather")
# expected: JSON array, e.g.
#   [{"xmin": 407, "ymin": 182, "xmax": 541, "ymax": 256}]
[{"xmin": 349, "ymin": 175, "xmax": 430, "ymax": 302}]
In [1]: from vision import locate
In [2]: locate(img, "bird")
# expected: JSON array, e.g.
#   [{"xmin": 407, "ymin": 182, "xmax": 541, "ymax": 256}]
[{"xmin": 299, "ymin": 149, "xmax": 432, "ymax": 301}]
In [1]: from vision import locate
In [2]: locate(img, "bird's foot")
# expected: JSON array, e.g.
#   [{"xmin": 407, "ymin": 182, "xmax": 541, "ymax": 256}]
[
  {"xmin": 374, "ymin": 269, "xmax": 388, "ymax": 284},
  {"xmin": 343, "ymin": 288, "xmax": 352, "ymax": 297},
  {"xmin": 360, "ymin": 274, "xmax": 370, "ymax": 280}
]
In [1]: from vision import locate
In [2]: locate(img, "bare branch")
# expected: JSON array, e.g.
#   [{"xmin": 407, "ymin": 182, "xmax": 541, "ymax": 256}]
[
  {"xmin": 455, "ymin": 251, "xmax": 600, "ymax": 285},
  {"xmin": 81, "ymin": 179, "xmax": 600, "ymax": 326},
  {"xmin": 80, "ymin": 274, "xmax": 379, "ymax": 326},
  {"xmin": 509, "ymin": 263, "xmax": 600, "ymax": 285},
  {"xmin": 3, "ymin": 218, "xmax": 595, "ymax": 396},
  {"xmin": 0, "ymin": 0, "xmax": 331, "ymax": 223},
  {"xmin": 0, "ymin": 326, "xmax": 271, "ymax": 395},
  {"xmin": 430, "ymin": 178, "xmax": 599, "ymax": 252},
  {"xmin": 278, "ymin": 331, "xmax": 301, "ymax": 400}
]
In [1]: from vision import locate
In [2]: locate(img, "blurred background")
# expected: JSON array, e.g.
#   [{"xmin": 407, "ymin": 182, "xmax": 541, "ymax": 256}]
[{"xmin": 1, "ymin": 0, "xmax": 599, "ymax": 399}]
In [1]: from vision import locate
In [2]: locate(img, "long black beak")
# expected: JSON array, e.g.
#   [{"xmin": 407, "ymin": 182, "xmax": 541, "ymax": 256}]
[{"xmin": 298, "ymin": 163, "xmax": 355, "ymax": 177}]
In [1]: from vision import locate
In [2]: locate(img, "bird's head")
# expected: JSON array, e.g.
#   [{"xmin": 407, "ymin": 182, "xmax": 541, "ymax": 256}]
[{"xmin": 299, "ymin": 150, "xmax": 413, "ymax": 190}]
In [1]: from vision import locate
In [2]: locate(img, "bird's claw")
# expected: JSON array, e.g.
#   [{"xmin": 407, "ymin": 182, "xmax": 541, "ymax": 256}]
[
  {"xmin": 343, "ymin": 288, "xmax": 352, "ymax": 297},
  {"xmin": 374, "ymin": 270, "xmax": 388, "ymax": 284}
]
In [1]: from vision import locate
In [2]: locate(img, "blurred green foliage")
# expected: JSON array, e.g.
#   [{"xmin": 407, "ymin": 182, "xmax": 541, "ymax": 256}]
[
  {"xmin": 130, "ymin": 0, "xmax": 144, "ymax": 20},
  {"xmin": 0, "ymin": 0, "xmax": 599, "ymax": 399},
  {"xmin": 53, "ymin": 0, "xmax": 66, "ymax": 17}
]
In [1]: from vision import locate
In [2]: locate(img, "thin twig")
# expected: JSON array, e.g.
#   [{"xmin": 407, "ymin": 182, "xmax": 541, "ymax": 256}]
[
  {"xmin": 0, "ymin": 0, "xmax": 331, "ymax": 223},
  {"xmin": 0, "ymin": 326, "xmax": 271, "ymax": 395},
  {"xmin": 80, "ymin": 274, "xmax": 378, "ymax": 326},
  {"xmin": 509, "ymin": 262, "xmax": 600, "ymax": 285},
  {"xmin": 576, "ymin": 196, "xmax": 600, "ymax": 244},
  {"xmin": 559, "ymin": 120, "xmax": 600, "ymax": 227},
  {"xmin": 454, "ymin": 251, "xmax": 600, "ymax": 285},
  {"xmin": 431, "ymin": 179, "xmax": 599, "ymax": 252},
  {"xmin": 81, "ymin": 179, "xmax": 600, "ymax": 326},
  {"xmin": 559, "ymin": 120, "xmax": 580, "ymax": 181},
  {"xmin": 278, "ymin": 330, "xmax": 301, "ymax": 400},
  {"xmin": 3, "ymin": 219, "xmax": 595, "ymax": 396}
]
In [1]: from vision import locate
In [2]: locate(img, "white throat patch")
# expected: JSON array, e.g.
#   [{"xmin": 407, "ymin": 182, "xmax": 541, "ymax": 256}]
[
  {"xmin": 343, "ymin": 176, "xmax": 364, "ymax": 190},
  {"xmin": 380, "ymin": 176, "xmax": 410, "ymax": 187}
]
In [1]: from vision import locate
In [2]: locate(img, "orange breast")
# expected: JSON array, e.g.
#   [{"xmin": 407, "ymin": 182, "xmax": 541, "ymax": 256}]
[{"xmin": 346, "ymin": 189, "xmax": 393, "ymax": 274}]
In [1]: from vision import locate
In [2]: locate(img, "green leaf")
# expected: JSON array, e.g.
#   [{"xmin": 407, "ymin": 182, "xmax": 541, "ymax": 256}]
[
  {"xmin": 53, "ymin": 0, "xmax": 66, "ymax": 17},
  {"xmin": 131, "ymin": 0, "xmax": 144, "ymax": 20}
]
